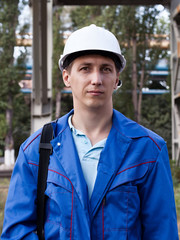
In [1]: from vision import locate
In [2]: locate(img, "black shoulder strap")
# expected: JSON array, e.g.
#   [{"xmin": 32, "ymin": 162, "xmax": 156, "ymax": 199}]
[{"xmin": 37, "ymin": 123, "xmax": 53, "ymax": 240}]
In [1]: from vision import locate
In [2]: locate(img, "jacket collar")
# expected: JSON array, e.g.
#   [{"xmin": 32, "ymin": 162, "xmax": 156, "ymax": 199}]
[
  {"xmin": 51, "ymin": 109, "xmax": 74, "ymax": 137},
  {"xmin": 52, "ymin": 109, "xmax": 149, "ymax": 140},
  {"xmin": 112, "ymin": 109, "xmax": 148, "ymax": 139}
]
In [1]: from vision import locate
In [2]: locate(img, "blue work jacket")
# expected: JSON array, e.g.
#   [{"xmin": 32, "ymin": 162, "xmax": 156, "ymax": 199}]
[{"xmin": 1, "ymin": 109, "xmax": 179, "ymax": 240}]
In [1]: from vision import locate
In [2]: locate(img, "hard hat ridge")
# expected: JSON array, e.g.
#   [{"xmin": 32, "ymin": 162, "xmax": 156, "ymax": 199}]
[{"xmin": 59, "ymin": 24, "xmax": 126, "ymax": 72}]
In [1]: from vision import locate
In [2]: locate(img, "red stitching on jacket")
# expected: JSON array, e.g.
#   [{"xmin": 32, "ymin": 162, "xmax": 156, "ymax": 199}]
[
  {"xmin": 23, "ymin": 133, "xmax": 41, "ymax": 152},
  {"xmin": 116, "ymin": 160, "xmax": 156, "ymax": 175},
  {"xmin": 27, "ymin": 163, "xmax": 74, "ymax": 240},
  {"xmin": 148, "ymin": 136, "xmax": 161, "ymax": 150},
  {"xmin": 28, "ymin": 162, "xmax": 39, "ymax": 167},
  {"xmin": 48, "ymin": 168, "xmax": 74, "ymax": 240},
  {"xmin": 113, "ymin": 122, "xmax": 162, "ymax": 151}
]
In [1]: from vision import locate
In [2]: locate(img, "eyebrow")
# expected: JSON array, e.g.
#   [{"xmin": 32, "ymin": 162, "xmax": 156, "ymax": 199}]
[
  {"xmin": 101, "ymin": 63, "xmax": 114, "ymax": 68},
  {"xmin": 78, "ymin": 62, "xmax": 114, "ymax": 68},
  {"xmin": 78, "ymin": 62, "xmax": 92, "ymax": 66}
]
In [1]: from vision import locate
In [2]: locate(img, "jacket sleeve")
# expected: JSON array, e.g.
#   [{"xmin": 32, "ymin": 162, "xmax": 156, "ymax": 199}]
[
  {"xmin": 139, "ymin": 143, "xmax": 179, "ymax": 240},
  {"xmin": 1, "ymin": 145, "xmax": 39, "ymax": 240}
]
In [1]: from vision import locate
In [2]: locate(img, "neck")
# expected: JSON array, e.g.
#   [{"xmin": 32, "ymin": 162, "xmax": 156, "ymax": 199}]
[{"xmin": 72, "ymin": 106, "xmax": 113, "ymax": 146}]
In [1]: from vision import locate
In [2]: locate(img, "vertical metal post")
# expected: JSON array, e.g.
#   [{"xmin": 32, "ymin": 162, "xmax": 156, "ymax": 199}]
[
  {"xmin": 171, "ymin": 2, "xmax": 180, "ymax": 164},
  {"xmin": 31, "ymin": 0, "xmax": 53, "ymax": 133}
]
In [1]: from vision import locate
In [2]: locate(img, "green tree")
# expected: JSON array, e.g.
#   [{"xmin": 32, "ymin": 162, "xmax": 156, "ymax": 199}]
[
  {"xmin": 71, "ymin": 6, "xmax": 104, "ymax": 29},
  {"xmin": 0, "ymin": 0, "xmax": 28, "ymax": 162},
  {"xmin": 52, "ymin": 7, "xmax": 64, "ymax": 119},
  {"xmin": 103, "ymin": 6, "xmax": 168, "ymax": 123},
  {"xmin": 141, "ymin": 93, "xmax": 171, "ymax": 154},
  {"xmin": 70, "ymin": 6, "xmax": 169, "ymax": 123}
]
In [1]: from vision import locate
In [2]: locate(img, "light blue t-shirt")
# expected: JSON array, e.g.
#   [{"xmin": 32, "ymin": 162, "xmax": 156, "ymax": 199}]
[{"xmin": 68, "ymin": 115, "xmax": 107, "ymax": 199}]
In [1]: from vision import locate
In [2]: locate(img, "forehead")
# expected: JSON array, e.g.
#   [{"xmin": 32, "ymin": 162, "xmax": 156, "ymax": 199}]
[{"xmin": 72, "ymin": 54, "xmax": 115, "ymax": 66}]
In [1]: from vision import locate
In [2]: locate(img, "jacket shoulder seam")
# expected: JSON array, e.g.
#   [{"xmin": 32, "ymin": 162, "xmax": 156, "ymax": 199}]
[
  {"xmin": 23, "ymin": 133, "xmax": 41, "ymax": 152},
  {"xmin": 148, "ymin": 135, "xmax": 161, "ymax": 151}
]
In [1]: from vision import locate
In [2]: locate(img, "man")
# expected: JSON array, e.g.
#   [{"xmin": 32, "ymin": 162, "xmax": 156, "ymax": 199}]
[{"xmin": 1, "ymin": 24, "xmax": 179, "ymax": 239}]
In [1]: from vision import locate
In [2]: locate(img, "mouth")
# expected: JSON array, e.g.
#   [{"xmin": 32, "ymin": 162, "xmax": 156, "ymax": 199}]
[{"xmin": 87, "ymin": 90, "xmax": 104, "ymax": 96}]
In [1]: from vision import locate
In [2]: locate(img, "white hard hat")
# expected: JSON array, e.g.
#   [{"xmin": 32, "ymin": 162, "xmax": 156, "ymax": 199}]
[{"xmin": 59, "ymin": 24, "xmax": 126, "ymax": 72}]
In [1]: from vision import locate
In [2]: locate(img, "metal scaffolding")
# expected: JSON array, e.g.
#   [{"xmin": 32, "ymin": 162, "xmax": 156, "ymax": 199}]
[
  {"xmin": 31, "ymin": 0, "xmax": 53, "ymax": 133},
  {"xmin": 171, "ymin": 3, "xmax": 180, "ymax": 164}
]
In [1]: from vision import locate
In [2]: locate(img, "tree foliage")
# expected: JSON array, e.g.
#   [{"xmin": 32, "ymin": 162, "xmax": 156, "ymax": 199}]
[
  {"xmin": 141, "ymin": 93, "xmax": 171, "ymax": 155},
  {"xmin": 52, "ymin": 7, "xmax": 65, "ymax": 119},
  {"xmin": 70, "ymin": 5, "xmax": 169, "ymax": 121},
  {"xmin": 0, "ymin": 3, "xmax": 171, "ymax": 155},
  {"xmin": 70, "ymin": 5, "xmax": 171, "ymax": 151},
  {"xmin": 0, "ymin": 0, "xmax": 29, "ymax": 156}
]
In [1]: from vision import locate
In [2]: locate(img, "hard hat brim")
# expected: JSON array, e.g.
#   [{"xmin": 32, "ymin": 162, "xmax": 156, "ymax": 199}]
[{"xmin": 59, "ymin": 49, "xmax": 126, "ymax": 72}]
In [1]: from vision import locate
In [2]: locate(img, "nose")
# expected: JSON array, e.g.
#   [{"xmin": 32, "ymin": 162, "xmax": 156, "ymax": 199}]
[{"xmin": 91, "ymin": 70, "xmax": 102, "ymax": 85}]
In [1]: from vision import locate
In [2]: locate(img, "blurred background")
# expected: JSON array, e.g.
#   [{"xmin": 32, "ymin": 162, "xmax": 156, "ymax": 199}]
[{"xmin": 0, "ymin": 0, "xmax": 180, "ymax": 235}]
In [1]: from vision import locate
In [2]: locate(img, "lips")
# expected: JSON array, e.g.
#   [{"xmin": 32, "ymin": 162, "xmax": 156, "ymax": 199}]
[{"xmin": 87, "ymin": 90, "xmax": 104, "ymax": 96}]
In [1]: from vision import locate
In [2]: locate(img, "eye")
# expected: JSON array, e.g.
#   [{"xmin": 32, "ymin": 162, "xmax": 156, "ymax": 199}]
[
  {"xmin": 102, "ymin": 67, "xmax": 112, "ymax": 73},
  {"xmin": 79, "ymin": 66, "xmax": 90, "ymax": 72}
]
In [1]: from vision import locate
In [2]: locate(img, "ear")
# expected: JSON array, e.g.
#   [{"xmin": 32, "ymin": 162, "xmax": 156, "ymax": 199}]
[
  {"xmin": 62, "ymin": 69, "xmax": 71, "ymax": 88},
  {"xmin": 114, "ymin": 72, "xmax": 120, "ymax": 89}
]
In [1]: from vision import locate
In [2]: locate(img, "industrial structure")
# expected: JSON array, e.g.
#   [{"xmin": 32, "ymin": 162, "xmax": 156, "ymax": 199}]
[
  {"xmin": 171, "ymin": 2, "xmax": 180, "ymax": 164},
  {"xmin": 30, "ymin": 0, "xmax": 180, "ymax": 164}
]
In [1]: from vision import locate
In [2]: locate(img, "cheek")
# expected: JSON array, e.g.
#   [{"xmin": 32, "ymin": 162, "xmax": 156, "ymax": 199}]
[
  {"xmin": 108, "ymin": 78, "xmax": 118, "ymax": 90},
  {"xmin": 70, "ymin": 80, "xmax": 85, "ymax": 96}
]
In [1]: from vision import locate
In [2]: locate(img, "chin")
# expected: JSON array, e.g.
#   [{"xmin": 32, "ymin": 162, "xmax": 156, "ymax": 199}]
[{"xmin": 86, "ymin": 102, "xmax": 106, "ymax": 110}]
